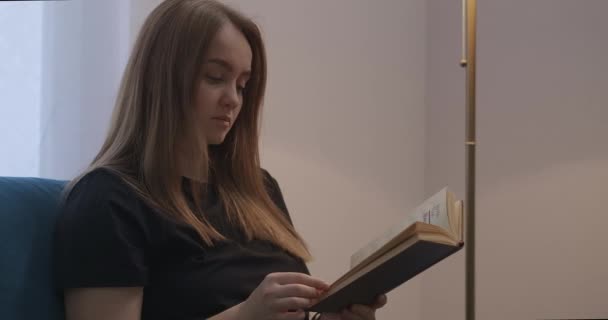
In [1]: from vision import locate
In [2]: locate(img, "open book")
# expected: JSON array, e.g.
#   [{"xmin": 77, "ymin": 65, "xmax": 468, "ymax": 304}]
[{"xmin": 308, "ymin": 188, "xmax": 464, "ymax": 313}]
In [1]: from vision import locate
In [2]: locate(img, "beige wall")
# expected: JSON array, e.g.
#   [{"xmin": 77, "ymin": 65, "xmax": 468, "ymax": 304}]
[{"xmin": 424, "ymin": 1, "xmax": 608, "ymax": 319}]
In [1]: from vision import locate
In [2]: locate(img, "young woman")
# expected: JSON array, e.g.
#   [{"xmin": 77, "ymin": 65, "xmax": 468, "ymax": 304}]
[{"xmin": 53, "ymin": 1, "xmax": 387, "ymax": 319}]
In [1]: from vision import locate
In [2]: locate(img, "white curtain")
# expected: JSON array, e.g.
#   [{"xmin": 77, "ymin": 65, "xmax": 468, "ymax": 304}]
[
  {"xmin": 0, "ymin": 0, "xmax": 133, "ymax": 179},
  {"xmin": 0, "ymin": 3, "xmax": 42, "ymax": 177},
  {"xmin": 39, "ymin": 0, "xmax": 131, "ymax": 180}
]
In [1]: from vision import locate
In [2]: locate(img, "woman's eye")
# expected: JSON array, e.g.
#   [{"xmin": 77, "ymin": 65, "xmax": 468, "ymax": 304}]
[{"xmin": 206, "ymin": 75, "xmax": 223, "ymax": 83}]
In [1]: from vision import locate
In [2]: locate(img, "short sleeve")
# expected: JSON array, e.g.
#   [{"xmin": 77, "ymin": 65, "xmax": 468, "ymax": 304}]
[{"xmin": 53, "ymin": 169, "xmax": 151, "ymax": 288}]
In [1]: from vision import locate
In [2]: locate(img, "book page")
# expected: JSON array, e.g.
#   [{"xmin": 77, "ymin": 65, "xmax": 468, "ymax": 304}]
[
  {"xmin": 408, "ymin": 187, "xmax": 451, "ymax": 231},
  {"xmin": 349, "ymin": 187, "xmax": 451, "ymax": 269},
  {"xmin": 349, "ymin": 216, "xmax": 415, "ymax": 269}
]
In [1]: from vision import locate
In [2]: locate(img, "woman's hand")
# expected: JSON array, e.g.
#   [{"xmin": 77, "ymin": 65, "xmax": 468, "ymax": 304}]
[
  {"xmin": 319, "ymin": 294, "xmax": 388, "ymax": 320},
  {"xmin": 235, "ymin": 272, "xmax": 329, "ymax": 320}
]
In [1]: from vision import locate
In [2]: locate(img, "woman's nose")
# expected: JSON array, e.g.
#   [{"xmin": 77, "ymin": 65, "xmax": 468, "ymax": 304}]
[{"xmin": 221, "ymin": 84, "xmax": 240, "ymax": 109}]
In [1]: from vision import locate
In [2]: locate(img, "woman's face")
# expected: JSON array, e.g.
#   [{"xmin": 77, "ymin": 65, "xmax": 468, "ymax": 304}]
[{"xmin": 195, "ymin": 22, "xmax": 252, "ymax": 145}]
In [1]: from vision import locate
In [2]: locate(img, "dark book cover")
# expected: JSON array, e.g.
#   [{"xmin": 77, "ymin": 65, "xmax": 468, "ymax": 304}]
[{"xmin": 308, "ymin": 240, "xmax": 463, "ymax": 313}]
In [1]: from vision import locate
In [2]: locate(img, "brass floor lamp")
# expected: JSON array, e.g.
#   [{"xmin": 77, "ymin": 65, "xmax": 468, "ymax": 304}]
[{"xmin": 460, "ymin": 0, "xmax": 477, "ymax": 320}]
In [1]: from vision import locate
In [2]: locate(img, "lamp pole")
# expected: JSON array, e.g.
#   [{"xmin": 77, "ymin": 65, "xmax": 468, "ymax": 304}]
[{"xmin": 460, "ymin": 0, "xmax": 477, "ymax": 320}]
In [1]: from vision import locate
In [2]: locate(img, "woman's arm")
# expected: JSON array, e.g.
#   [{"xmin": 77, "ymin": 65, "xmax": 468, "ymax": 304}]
[
  {"xmin": 208, "ymin": 303, "xmax": 241, "ymax": 320},
  {"xmin": 64, "ymin": 287, "xmax": 144, "ymax": 320}
]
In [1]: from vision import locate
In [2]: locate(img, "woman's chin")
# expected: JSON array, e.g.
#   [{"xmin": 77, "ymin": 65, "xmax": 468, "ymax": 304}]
[{"xmin": 206, "ymin": 135, "xmax": 227, "ymax": 146}]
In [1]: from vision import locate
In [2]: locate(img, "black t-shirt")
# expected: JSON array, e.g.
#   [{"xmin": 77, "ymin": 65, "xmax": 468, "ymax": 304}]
[{"xmin": 53, "ymin": 168, "xmax": 310, "ymax": 320}]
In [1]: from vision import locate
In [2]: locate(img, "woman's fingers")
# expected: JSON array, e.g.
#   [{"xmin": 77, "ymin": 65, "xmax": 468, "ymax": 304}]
[
  {"xmin": 276, "ymin": 310, "xmax": 307, "ymax": 320},
  {"xmin": 371, "ymin": 294, "xmax": 387, "ymax": 309},
  {"xmin": 344, "ymin": 298, "xmax": 389, "ymax": 320},
  {"xmin": 318, "ymin": 312, "xmax": 341, "ymax": 320},
  {"xmin": 243, "ymin": 272, "xmax": 329, "ymax": 320},
  {"xmin": 318, "ymin": 294, "xmax": 387, "ymax": 320},
  {"xmin": 276, "ymin": 283, "xmax": 320, "ymax": 299},
  {"xmin": 273, "ymin": 296, "xmax": 314, "ymax": 311},
  {"xmin": 342, "ymin": 306, "xmax": 368, "ymax": 320},
  {"xmin": 341, "ymin": 294, "xmax": 387, "ymax": 320},
  {"xmin": 269, "ymin": 272, "xmax": 329, "ymax": 290}
]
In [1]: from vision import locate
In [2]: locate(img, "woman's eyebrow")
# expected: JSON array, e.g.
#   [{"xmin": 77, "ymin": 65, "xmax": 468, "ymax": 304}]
[{"xmin": 206, "ymin": 58, "xmax": 251, "ymax": 77}]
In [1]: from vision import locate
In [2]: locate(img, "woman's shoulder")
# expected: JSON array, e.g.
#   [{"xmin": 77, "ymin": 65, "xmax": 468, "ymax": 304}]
[
  {"xmin": 71, "ymin": 167, "xmax": 129, "ymax": 191},
  {"xmin": 260, "ymin": 167, "xmax": 281, "ymax": 186},
  {"xmin": 62, "ymin": 167, "xmax": 141, "ymax": 215},
  {"xmin": 260, "ymin": 168, "xmax": 282, "ymax": 195},
  {"xmin": 54, "ymin": 168, "xmax": 153, "ymax": 288},
  {"xmin": 66, "ymin": 168, "xmax": 134, "ymax": 201},
  {"xmin": 57, "ymin": 168, "xmax": 154, "ymax": 246},
  {"xmin": 260, "ymin": 168, "xmax": 292, "ymax": 217}
]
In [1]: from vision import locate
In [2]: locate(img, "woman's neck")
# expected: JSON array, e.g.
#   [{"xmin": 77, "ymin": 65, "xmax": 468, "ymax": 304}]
[{"xmin": 177, "ymin": 148, "xmax": 209, "ymax": 183}]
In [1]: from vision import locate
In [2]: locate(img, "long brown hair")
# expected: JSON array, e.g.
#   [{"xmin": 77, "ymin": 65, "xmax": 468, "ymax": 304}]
[{"xmin": 66, "ymin": 0, "xmax": 311, "ymax": 261}]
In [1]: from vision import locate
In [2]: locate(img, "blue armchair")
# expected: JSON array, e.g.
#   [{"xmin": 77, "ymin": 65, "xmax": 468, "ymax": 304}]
[{"xmin": 0, "ymin": 177, "xmax": 67, "ymax": 320}]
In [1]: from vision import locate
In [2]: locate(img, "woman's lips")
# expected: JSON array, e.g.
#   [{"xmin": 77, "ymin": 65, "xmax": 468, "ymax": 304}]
[{"xmin": 212, "ymin": 116, "xmax": 231, "ymax": 127}]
